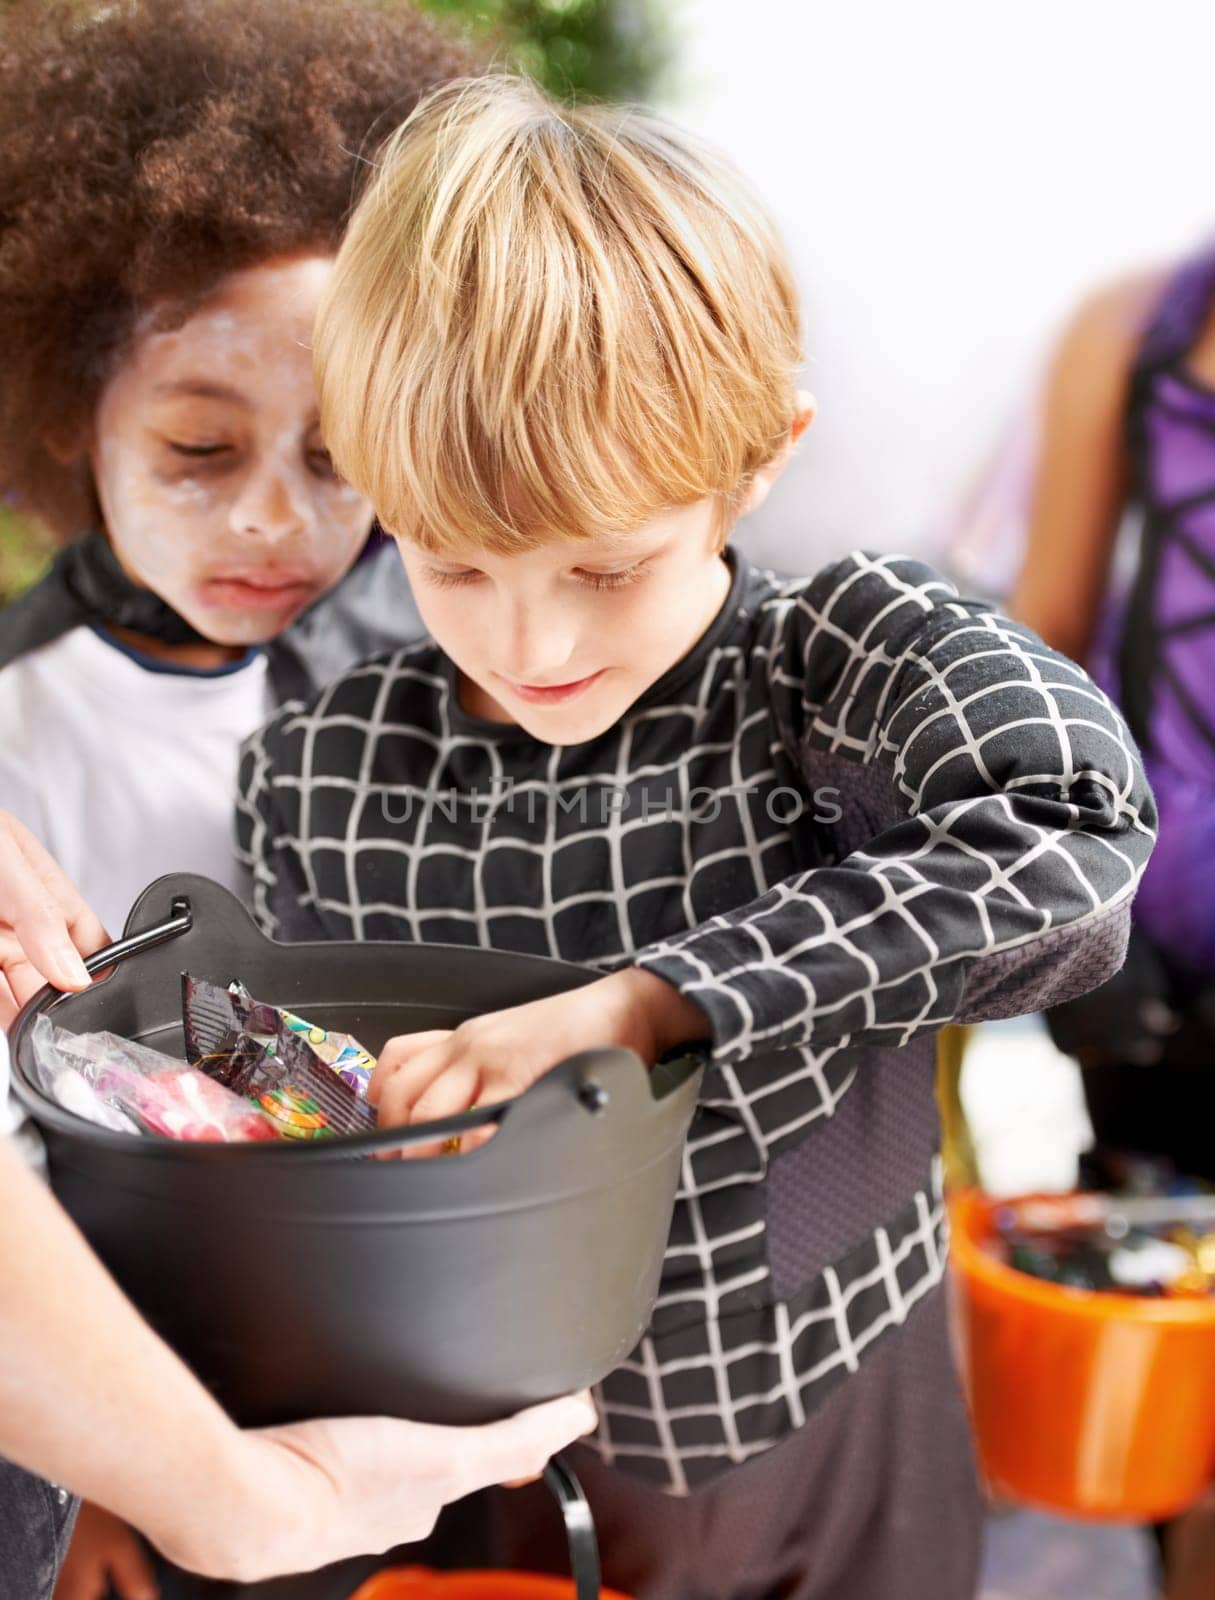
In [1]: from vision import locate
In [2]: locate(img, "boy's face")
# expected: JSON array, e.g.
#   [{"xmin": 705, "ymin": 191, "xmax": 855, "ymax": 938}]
[
  {"xmin": 396, "ymin": 500, "xmax": 734, "ymax": 744},
  {"xmin": 89, "ymin": 255, "xmax": 374, "ymax": 645}
]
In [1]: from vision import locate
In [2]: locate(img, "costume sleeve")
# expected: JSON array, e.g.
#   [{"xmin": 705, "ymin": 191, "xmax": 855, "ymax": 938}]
[
  {"xmin": 633, "ymin": 551, "xmax": 1157, "ymax": 1068},
  {"xmin": 234, "ymin": 705, "xmax": 327, "ymax": 943}
]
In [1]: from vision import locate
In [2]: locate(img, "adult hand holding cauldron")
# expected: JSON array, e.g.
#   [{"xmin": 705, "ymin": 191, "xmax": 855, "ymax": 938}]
[
  {"xmin": 0, "ymin": 1134, "xmax": 597, "ymax": 1589},
  {"xmin": 0, "ymin": 811, "xmax": 103, "ymax": 1026},
  {"xmin": 371, "ymin": 967, "xmax": 710, "ymax": 1153}
]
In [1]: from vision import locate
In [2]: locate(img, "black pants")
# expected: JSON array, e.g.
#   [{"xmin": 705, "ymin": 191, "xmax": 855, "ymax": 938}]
[
  {"xmin": 0, "ymin": 1458, "xmax": 79, "ymax": 1600},
  {"xmin": 487, "ymin": 1289, "xmax": 982, "ymax": 1600}
]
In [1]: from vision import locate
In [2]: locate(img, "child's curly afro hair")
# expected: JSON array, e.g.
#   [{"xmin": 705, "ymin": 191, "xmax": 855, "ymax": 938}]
[{"xmin": 0, "ymin": 0, "xmax": 478, "ymax": 537}]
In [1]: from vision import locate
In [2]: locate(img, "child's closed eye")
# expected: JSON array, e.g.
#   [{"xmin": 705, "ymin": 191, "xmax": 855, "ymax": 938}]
[
  {"xmin": 420, "ymin": 558, "xmax": 652, "ymax": 592},
  {"xmin": 575, "ymin": 561, "xmax": 650, "ymax": 591},
  {"xmin": 167, "ymin": 440, "xmax": 231, "ymax": 459},
  {"xmin": 423, "ymin": 565, "xmax": 481, "ymax": 590}
]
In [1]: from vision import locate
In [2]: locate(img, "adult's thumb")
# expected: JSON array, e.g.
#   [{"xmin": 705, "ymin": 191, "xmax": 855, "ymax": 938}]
[{"xmin": 459, "ymin": 1393, "xmax": 597, "ymax": 1494}]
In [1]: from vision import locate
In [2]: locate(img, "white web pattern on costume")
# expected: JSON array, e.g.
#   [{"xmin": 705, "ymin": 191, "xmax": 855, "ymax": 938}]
[{"xmin": 236, "ymin": 550, "xmax": 1153, "ymax": 1493}]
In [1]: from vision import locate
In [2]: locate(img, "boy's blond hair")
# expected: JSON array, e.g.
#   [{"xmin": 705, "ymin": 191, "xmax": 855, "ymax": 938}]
[{"xmin": 315, "ymin": 74, "xmax": 802, "ymax": 554}]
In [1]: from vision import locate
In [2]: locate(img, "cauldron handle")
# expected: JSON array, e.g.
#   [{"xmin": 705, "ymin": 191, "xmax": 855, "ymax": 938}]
[
  {"xmin": 81, "ymin": 896, "xmax": 195, "ymax": 978},
  {"xmin": 543, "ymin": 1453, "xmax": 601, "ymax": 1600}
]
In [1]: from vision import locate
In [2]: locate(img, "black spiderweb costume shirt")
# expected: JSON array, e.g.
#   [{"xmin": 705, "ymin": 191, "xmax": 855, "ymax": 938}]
[{"xmin": 237, "ymin": 549, "xmax": 1154, "ymax": 1493}]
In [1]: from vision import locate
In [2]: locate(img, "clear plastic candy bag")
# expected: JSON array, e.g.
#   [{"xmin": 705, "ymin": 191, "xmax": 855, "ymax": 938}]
[{"xmin": 31, "ymin": 1015, "xmax": 277, "ymax": 1142}]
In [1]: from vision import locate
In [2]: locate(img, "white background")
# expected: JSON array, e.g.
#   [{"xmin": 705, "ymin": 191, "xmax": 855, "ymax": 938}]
[{"xmin": 662, "ymin": 0, "xmax": 1215, "ymax": 574}]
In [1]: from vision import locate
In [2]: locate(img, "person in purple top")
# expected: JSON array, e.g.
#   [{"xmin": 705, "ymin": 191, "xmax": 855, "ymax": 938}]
[
  {"xmin": 1013, "ymin": 248, "xmax": 1215, "ymax": 1596},
  {"xmin": 1111, "ymin": 255, "xmax": 1215, "ymax": 968},
  {"xmin": 1014, "ymin": 249, "xmax": 1215, "ymax": 1172}
]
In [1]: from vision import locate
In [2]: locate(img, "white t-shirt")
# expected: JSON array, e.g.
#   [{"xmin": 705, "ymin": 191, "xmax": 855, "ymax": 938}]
[{"xmin": 0, "ymin": 625, "xmax": 274, "ymax": 1128}]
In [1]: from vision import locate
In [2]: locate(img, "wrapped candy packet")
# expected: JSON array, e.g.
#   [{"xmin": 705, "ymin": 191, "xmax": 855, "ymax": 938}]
[
  {"xmin": 182, "ymin": 975, "xmax": 377, "ymax": 1141},
  {"xmin": 277, "ymin": 1008, "xmax": 375, "ymax": 1098},
  {"xmin": 30, "ymin": 1015, "xmax": 277, "ymax": 1143}
]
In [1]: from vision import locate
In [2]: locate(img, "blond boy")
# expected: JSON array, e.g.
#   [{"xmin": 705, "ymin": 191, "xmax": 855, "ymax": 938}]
[{"xmin": 238, "ymin": 77, "xmax": 1154, "ymax": 1599}]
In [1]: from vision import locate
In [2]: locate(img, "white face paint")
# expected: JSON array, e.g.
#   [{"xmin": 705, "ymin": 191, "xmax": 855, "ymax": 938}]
[{"xmin": 89, "ymin": 255, "xmax": 374, "ymax": 646}]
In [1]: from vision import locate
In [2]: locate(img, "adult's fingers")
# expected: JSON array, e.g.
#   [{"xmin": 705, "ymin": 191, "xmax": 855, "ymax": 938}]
[
  {"xmin": 0, "ymin": 932, "xmax": 73, "ymax": 1020},
  {"xmin": 53, "ymin": 1543, "xmax": 106, "ymax": 1600},
  {"xmin": 452, "ymin": 1393, "xmax": 598, "ymax": 1499},
  {"xmin": 51, "ymin": 1565, "xmax": 102, "ymax": 1600},
  {"xmin": 0, "ymin": 814, "xmax": 107, "ymax": 989},
  {"xmin": 0, "ymin": 965, "xmax": 20, "ymax": 1032},
  {"xmin": 106, "ymin": 1525, "xmax": 159, "ymax": 1600},
  {"xmin": 214, "ymin": 1391, "xmax": 595, "ymax": 1581}
]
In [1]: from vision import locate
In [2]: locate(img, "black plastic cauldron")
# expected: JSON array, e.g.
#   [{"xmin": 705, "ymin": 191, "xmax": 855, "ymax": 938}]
[{"xmin": 9, "ymin": 873, "xmax": 704, "ymax": 1598}]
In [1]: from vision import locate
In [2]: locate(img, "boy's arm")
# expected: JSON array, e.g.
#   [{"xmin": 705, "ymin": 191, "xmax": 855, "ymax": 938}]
[
  {"xmin": 369, "ymin": 551, "xmax": 1155, "ymax": 1141},
  {"xmin": 631, "ymin": 551, "xmax": 1156, "ymax": 1069}
]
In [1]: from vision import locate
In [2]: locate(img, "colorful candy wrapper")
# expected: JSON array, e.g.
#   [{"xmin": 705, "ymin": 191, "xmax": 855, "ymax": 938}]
[
  {"xmin": 30, "ymin": 1015, "xmax": 276, "ymax": 1143},
  {"xmin": 277, "ymin": 1008, "xmax": 376, "ymax": 1098},
  {"xmin": 181, "ymin": 975, "xmax": 376, "ymax": 1140}
]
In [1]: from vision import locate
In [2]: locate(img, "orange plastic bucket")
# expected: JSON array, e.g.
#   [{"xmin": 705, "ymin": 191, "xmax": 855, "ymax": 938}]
[
  {"xmin": 949, "ymin": 1190, "xmax": 1215, "ymax": 1521},
  {"xmin": 349, "ymin": 1571, "xmax": 633, "ymax": 1599}
]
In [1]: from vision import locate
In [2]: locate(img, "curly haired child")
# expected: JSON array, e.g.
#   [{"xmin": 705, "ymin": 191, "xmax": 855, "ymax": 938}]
[{"xmin": 0, "ymin": 4, "xmax": 478, "ymax": 1596}]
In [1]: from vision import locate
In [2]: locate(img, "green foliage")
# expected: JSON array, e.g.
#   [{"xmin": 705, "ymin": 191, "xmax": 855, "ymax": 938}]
[
  {"xmin": 0, "ymin": 506, "xmax": 55, "ymax": 605},
  {"xmin": 417, "ymin": 0, "xmax": 673, "ymax": 102}
]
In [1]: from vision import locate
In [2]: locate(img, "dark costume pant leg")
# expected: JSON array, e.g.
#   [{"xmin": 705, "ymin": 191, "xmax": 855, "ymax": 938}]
[{"xmin": 488, "ymin": 1291, "xmax": 981, "ymax": 1600}]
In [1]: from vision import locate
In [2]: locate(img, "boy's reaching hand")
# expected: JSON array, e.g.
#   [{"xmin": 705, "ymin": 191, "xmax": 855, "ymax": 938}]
[{"xmin": 370, "ymin": 967, "xmax": 709, "ymax": 1154}]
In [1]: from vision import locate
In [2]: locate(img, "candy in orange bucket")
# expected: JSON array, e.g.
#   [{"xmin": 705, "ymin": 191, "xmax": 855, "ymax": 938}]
[{"xmin": 950, "ymin": 1189, "xmax": 1215, "ymax": 1521}]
